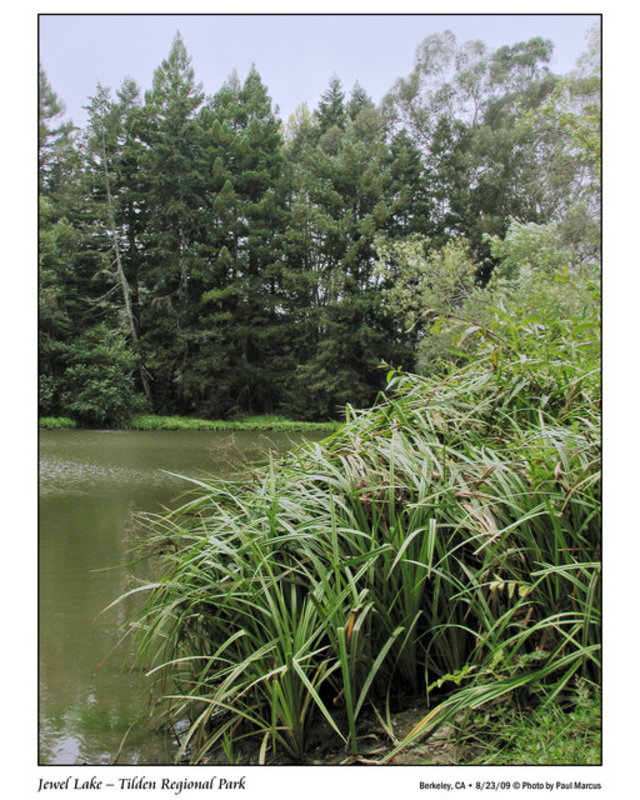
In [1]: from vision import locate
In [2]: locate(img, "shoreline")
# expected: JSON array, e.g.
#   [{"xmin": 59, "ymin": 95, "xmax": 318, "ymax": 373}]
[{"xmin": 38, "ymin": 414, "xmax": 341, "ymax": 433}]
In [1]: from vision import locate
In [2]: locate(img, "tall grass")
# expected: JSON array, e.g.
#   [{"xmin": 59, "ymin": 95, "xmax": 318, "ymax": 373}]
[{"xmin": 118, "ymin": 275, "xmax": 600, "ymax": 764}]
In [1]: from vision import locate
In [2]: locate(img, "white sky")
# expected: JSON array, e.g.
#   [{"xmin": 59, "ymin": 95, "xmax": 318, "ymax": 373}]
[{"xmin": 39, "ymin": 13, "xmax": 599, "ymax": 129}]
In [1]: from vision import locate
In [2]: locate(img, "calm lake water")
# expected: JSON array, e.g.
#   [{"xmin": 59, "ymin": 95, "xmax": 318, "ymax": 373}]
[{"xmin": 39, "ymin": 428, "xmax": 322, "ymax": 765}]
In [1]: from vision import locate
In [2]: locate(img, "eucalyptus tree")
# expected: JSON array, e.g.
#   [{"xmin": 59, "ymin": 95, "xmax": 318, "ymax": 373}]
[
  {"xmin": 382, "ymin": 32, "xmax": 561, "ymax": 266},
  {"xmin": 518, "ymin": 24, "xmax": 601, "ymax": 262}
]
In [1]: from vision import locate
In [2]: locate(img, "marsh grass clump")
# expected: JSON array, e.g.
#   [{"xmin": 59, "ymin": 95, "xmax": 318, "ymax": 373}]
[{"xmin": 118, "ymin": 272, "xmax": 600, "ymax": 765}]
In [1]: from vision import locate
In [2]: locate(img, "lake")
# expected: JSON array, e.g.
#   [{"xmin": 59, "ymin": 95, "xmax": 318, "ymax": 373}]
[{"xmin": 39, "ymin": 428, "xmax": 323, "ymax": 765}]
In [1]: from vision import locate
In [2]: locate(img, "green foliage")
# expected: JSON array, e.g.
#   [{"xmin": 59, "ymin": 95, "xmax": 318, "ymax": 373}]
[
  {"xmin": 513, "ymin": 24, "xmax": 600, "ymax": 263},
  {"xmin": 465, "ymin": 684, "xmax": 601, "ymax": 765},
  {"xmin": 59, "ymin": 324, "xmax": 146, "ymax": 427},
  {"xmin": 39, "ymin": 65, "xmax": 78, "ymax": 199},
  {"xmin": 39, "ymin": 28, "xmax": 600, "ymax": 426},
  {"xmin": 315, "ymin": 75, "xmax": 347, "ymax": 132},
  {"xmin": 485, "ymin": 219, "xmax": 577, "ymax": 280},
  {"xmin": 39, "ymin": 375, "xmax": 57, "ymax": 416},
  {"xmin": 39, "ymin": 416, "xmax": 77, "ymax": 429},
  {"xmin": 118, "ymin": 256, "xmax": 600, "ymax": 763},
  {"xmin": 380, "ymin": 27, "xmax": 600, "ymax": 268},
  {"xmin": 122, "ymin": 414, "xmax": 339, "ymax": 433},
  {"xmin": 528, "ymin": 26, "xmax": 600, "ymax": 184},
  {"xmin": 374, "ymin": 217, "xmax": 599, "ymax": 379},
  {"xmin": 374, "ymin": 235, "xmax": 476, "ymax": 330},
  {"xmin": 279, "ymin": 93, "xmax": 419, "ymax": 418}
]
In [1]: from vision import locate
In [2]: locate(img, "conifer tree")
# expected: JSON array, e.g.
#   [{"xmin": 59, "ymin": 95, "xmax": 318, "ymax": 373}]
[
  {"xmin": 39, "ymin": 65, "xmax": 77, "ymax": 200},
  {"xmin": 346, "ymin": 81, "xmax": 374, "ymax": 121},
  {"xmin": 281, "ymin": 96, "xmax": 415, "ymax": 418},
  {"xmin": 83, "ymin": 81, "xmax": 152, "ymax": 404},
  {"xmin": 187, "ymin": 67, "xmax": 287, "ymax": 415},
  {"xmin": 138, "ymin": 32, "xmax": 206, "ymax": 411},
  {"xmin": 315, "ymin": 75, "xmax": 347, "ymax": 133},
  {"xmin": 39, "ymin": 67, "xmax": 84, "ymax": 415}
]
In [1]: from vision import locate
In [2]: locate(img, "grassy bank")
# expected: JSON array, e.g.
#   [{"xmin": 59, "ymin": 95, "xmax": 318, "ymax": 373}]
[
  {"xmin": 117, "ymin": 275, "xmax": 600, "ymax": 765},
  {"xmin": 39, "ymin": 414, "xmax": 340, "ymax": 433},
  {"xmin": 39, "ymin": 416, "xmax": 78, "ymax": 429},
  {"xmin": 122, "ymin": 414, "xmax": 340, "ymax": 433}
]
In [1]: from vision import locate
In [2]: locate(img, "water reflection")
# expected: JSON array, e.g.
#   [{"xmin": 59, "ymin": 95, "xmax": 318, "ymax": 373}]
[{"xmin": 39, "ymin": 429, "xmax": 317, "ymax": 765}]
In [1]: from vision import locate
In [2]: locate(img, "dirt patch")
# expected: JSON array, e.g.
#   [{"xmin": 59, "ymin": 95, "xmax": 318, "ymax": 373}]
[{"xmin": 197, "ymin": 701, "xmax": 475, "ymax": 766}]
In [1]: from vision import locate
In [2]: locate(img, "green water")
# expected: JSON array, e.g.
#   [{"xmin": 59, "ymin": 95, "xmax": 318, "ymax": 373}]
[{"xmin": 39, "ymin": 428, "xmax": 320, "ymax": 765}]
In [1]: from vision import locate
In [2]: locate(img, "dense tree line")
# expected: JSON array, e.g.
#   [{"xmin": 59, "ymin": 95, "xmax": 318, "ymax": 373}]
[{"xmin": 39, "ymin": 28, "xmax": 600, "ymax": 424}]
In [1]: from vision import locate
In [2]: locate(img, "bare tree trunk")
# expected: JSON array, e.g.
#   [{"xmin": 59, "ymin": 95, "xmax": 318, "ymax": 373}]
[{"xmin": 100, "ymin": 130, "xmax": 153, "ymax": 405}]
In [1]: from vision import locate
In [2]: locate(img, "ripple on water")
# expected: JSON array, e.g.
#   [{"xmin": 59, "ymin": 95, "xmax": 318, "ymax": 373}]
[{"xmin": 39, "ymin": 459, "xmax": 182, "ymax": 497}]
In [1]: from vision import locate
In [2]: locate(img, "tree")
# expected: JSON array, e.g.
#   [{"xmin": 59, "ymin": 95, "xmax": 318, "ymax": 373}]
[
  {"xmin": 83, "ymin": 81, "xmax": 152, "ymax": 404},
  {"xmin": 374, "ymin": 235, "xmax": 476, "ymax": 332},
  {"xmin": 39, "ymin": 200, "xmax": 77, "ymax": 415},
  {"xmin": 137, "ymin": 32, "xmax": 206, "ymax": 412},
  {"xmin": 39, "ymin": 65, "xmax": 77, "ymax": 200},
  {"xmin": 315, "ymin": 75, "xmax": 347, "ymax": 133},
  {"xmin": 59, "ymin": 324, "xmax": 145, "ymax": 426},
  {"xmin": 347, "ymin": 81, "xmax": 374, "ymax": 121},
  {"xmin": 518, "ymin": 25, "xmax": 601, "ymax": 261},
  {"xmin": 382, "ymin": 31, "xmax": 459, "ymax": 150},
  {"xmin": 280, "ymin": 97, "xmax": 416, "ymax": 418},
  {"xmin": 174, "ymin": 65, "xmax": 288, "ymax": 416},
  {"xmin": 284, "ymin": 102, "xmax": 315, "ymax": 155},
  {"xmin": 39, "ymin": 68, "xmax": 86, "ymax": 415},
  {"xmin": 386, "ymin": 129, "xmax": 435, "ymax": 238},
  {"xmin": 373, "ymin": 235, "xmax": 477, "ymax": 372},
  {"xmin": 381, "ymin": 32, "xmax": 561, "ymax": 268}
]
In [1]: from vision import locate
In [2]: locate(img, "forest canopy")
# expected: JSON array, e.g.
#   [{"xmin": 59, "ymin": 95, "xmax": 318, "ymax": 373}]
[{"xmin": 39, "ymin": 27, "xmax": 601, "ymax": 425}]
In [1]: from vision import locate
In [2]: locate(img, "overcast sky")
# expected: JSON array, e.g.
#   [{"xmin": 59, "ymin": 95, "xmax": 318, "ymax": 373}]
[{"xmin": 39, "ymin": 13, "xmax": 599, "ymax": 129}]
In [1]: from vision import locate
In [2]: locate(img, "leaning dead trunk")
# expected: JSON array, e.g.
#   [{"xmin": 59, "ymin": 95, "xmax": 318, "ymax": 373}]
[{"xmin": 100, "ymin": 129, "xmax": 153, "ymax": 405}]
